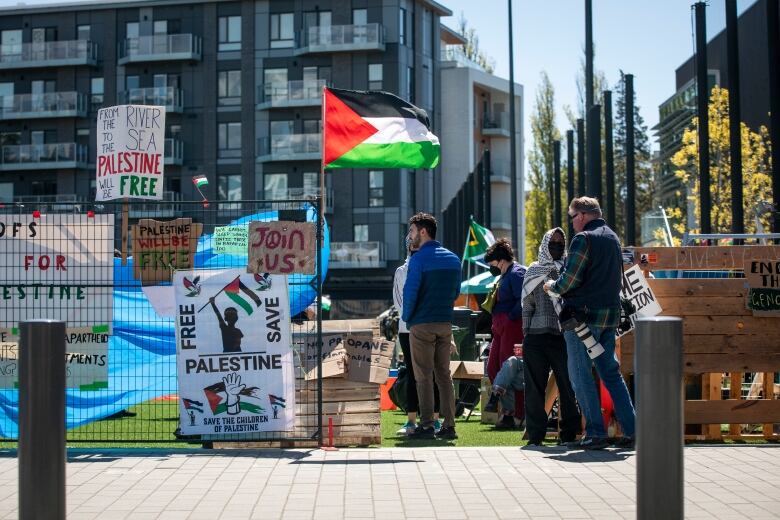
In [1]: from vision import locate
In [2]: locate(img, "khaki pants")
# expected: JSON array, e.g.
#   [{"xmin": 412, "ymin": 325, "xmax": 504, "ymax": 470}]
[{"xmin": 409, "ymin": 322, "xmax": 456, "ymax": 428}]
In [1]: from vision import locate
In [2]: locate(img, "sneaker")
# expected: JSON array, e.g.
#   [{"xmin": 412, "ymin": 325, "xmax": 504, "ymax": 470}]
[
  {"xmin": 580, "ymin": 437, "xmax": 610, "ymax": 450},
  {"xmin": 408, "ymin": 425, "xmax": 435, "ymax": 440},
  {"xmin": 614, "ymin": 436, "xmax": 635, "ymax": 449},
  {"xmin": 396, "ymin": 421, "xmax": 416, "ymax": 436},
  {"xmin": 483, "ymin": 393, "xmax": 499, "ymax": 413},
  {"xmin": 494, "ymin": 415, "xmax": 516, "ymax": 430},
  {"xmin": 433, "ymin": 419, "xmax": 442, "ymax": 432},
  {"xmin": 436, "ymin": 426, "xmax": 458, "ymax": 440}
]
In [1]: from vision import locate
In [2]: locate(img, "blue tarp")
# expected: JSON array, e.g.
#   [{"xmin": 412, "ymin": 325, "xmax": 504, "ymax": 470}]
[{"xmin": 0, "ymin": 206, "xmax": 329, "ymax": 438}]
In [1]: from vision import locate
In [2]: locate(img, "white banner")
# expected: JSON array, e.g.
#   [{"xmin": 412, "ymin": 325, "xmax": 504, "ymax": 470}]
[
  {"xmin": 174, "ymin": 269, "xmax": 295, "ymax": 435},
  {"xmin": 96, "ymin": 104, "xmax": 166, "ymax": 201},
  {"xmin": 618, "ymin": 265, "xmax": 663, "ymax": 338}
]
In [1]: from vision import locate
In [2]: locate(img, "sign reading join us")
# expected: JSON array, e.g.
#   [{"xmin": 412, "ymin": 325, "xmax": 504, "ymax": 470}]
[{"xmin": 95, "ymin": 104, "xmax": 166, "ymax": 201}]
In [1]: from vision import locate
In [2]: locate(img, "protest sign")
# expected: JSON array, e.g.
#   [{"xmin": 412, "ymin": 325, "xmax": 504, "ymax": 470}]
[
  {"xmin": 343, "ymin": 331, "xmax": 392, "ymax": 384},
  {"xmin": 213, "ymin": 224, "xmax": 248, "ymax": 255},
  {"xmin": 96, "ymin": 104, "xmax": 166, "ymax": 201},
  {"xmin": 0, "ymin": 214, "xmax": 114, "ymax": 328},
  {"xmin": 0, "ymin": 326, "xmax": 109, "ymax": 389},
  {"xmin": 618, "ymin": 265, "xmax": 663, "ymax": 338},
  {"xmin": 174, "ymin": 269, "xmax": 295, "ymax": 435},
  {"xmin": 744, "ymin": 258, "xmax": 780, "ymax": 315},
  {"xmin": 132, "ymin": 218, "xmax": 202, "ymax": 284},
  {"xmin": 247, "ymin": 221, "xmax": 316, "ymax": 275}
]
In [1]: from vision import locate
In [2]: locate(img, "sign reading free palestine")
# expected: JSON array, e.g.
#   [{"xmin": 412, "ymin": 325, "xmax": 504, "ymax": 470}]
[{"xmin": 96, "ymin": 105, "xmax": 166, "ymax": 201}]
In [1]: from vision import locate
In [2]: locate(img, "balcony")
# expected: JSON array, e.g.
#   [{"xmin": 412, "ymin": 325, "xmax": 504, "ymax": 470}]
[
  {"xmin": 0, "ymin": 143, "xmax": 87, "ymax": 171},
  {"xmin": 129, "ymin": 191, "xmax": 181, "ymax": 219},
  {"xmin": 118, "ymin": 87, "xmax": 183, "ymax": 113},
  {"xmin": 164, "ymin": 138, "xmax": 184, "ymax": 165},
  {"xmin": 11, "ymin": 194, "xmax": 82, "ymax": 212},
  {"xmin": 257, "ymin": 79, "xmax": 326, "ymax": 110},
  {"xmin": 118, "ymin": 34, "xmax": 202, "ymax": 65},
  {"xmin": 256, "ymin": 134, "xmax": 321, "ymax": 162},
  {"xmin": 264, "ymin": 186, "xmax": 334, "ymax": 213},
  {"xmin": 329, "ymin": 241, "xmax": 386, "ymax": 269},
  {"xmin": 482, "ymin": 112, "xmax": 511, "ymax": 138},
  {"xmin": 440, "ymin": 46, "xmax": 485, "ymax": 71},
  {"xmin": 0, "ymin": 92, "xmax": 87, "ymax": 120},
  {"xmin": 295, "ymin": 24, "xmax": 385, "ymax": 55},
  {"xmin": 0, "ymin": 40, "xmax": 98, "ymax": 69}
]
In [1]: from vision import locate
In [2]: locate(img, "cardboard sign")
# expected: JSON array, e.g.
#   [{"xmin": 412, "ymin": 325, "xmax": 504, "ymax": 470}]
[
  {"xmin": 247, "ymin": 221, "xmax": 316, "ymax": 275},
  {"xmin": 744, "ymin": 258, "xmax": 780, "ymax": 315},
  {"xmin": 618, "ymin": 265, "xmax": 663, "ymax": 338},
  {"xmin": 296, "ymin": 330, "xmax": 391, "ymax": 384},
  {"xmin": 132, "ymin": 218, "xmax": 202, "ymax": 284},
  {"xmin": 213, "ymin": 225, "xmax": 248, "ymax": 255},
  {"xmin": 96, "ymin": 104, "xmax": 166, "ymax": 201},
  {"xmin": 174, "ymin": 269, "xmax": 295, "ymax": 435}
]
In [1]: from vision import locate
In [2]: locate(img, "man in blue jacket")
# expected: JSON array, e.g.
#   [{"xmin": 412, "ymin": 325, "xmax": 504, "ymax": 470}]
[{"xmin": 402, "ymin": 212, "xmax": 462, "ymax": 440}]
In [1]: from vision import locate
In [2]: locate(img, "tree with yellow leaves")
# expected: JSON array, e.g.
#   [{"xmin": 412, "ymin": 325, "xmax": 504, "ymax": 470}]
[{"xmin": 660, "ymin": 86, "xmax": 772, "ymax": 244}]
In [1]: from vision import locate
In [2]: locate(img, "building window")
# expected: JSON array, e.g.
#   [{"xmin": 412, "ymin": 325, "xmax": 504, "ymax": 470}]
[
  {"xmin": 0, "ymin": 30, "xmax": 22, "ymax": 58},
  {"xmin": 264, "ymin": 173, "xmax": 288, "ymax": 200},
  {"xmin": 270, "ymin": 13, "xmax": 294, "ymax": 49},
  {"xmin": 353, "ymin": 8, "xmax": 367, "ymax": 25},
  {"xmin": 304, "ymin": 11, "xmax": 331, "ymax": 30},
  {"xmin": 303, "ymin": 172, "xmax": 318, "ymax": 197},
  {"xmin": 153, "ymin": 20, "xmax": 167, "ymax": 35},
  {"xmin": 90, "ymin": 77, "xmax": 104, "ymax": 111},
  {"xmin": 126, "ymin": 22, "xmax": 139, "ymax": 39},
  {"xmin": 422, "ymin": 8, "xmax": 432, "ymax": 57},
  {"xmin": 369, "ymin": 171, "xmax": 384, "ymax": 207},
  {"xmin": 407, "ymin": 66, "xmax": 414, "ymax": 102},
  {"xmin": 77, "ymin": 24, "xmax": 90, "ymax": 41},
  {"xmin": 368, "ymin": 64, "xmax": 383, "ymax": 90},
  {"xmin": 217, "ymin": 174, "xmax": 242, "ymax": 207},
  {"xmin": 218, "ymin": 122, "xmax": 242, "ymax": 158},
  {"xmin": 399, "ymin": 8, "xmax": 406, "ymax": 45},
  {"xmin": 353, "ymin": 224, "xmax": 369, "ymax": 242},
  {"xmin": 302, "ymin": 119, "xmax": 320, "ymax": 134},
  {"xmin": 218, "ymin": 16, "xmax": 241, "ymax": 51},
  {"xmin": 218, "ymin": 70, "xmax": 241, "ymax": 106}
]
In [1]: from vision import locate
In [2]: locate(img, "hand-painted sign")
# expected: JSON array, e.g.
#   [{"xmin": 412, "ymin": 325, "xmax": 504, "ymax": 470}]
[
  {"xmin": 247, "ymin": 221, "xmax": 316, "ymax": 275},
  {"xmin": 174, "ymin": 269, "xmax": 295, "ymax": 435},
  {"xmin": 213, "ymin": 224, "xmax": 248, "ymax": 255},
  {"xmin": 132, "ymin": 218, "xmax": 202, "ymax": 284},
  {"xmin": 96, "ymin": 104, "xmax": 166, "ymax": 201},
  {"xmin": 744, "ymin": 258, "xmax": 780, "ymax": 315},
  {"xmin": 618, "ymin": 265, "xmax": 663, "ymax": 337}
]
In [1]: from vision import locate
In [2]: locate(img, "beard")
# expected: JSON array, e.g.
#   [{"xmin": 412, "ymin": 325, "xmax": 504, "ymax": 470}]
[{"xmin": 411, "ymin": 235, "xmax": 422, "ymax": 249}]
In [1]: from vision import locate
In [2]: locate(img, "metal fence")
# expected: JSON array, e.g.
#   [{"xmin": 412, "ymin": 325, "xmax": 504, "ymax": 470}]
[{"xmin": 0, "ymin": 199, "xmax": 324, "ymax": 445}]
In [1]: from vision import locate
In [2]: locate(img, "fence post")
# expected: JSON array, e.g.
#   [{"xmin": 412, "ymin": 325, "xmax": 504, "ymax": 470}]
[
  {"xmin": 18, "ymin": 319, "xmax": 66, "ymax": 520},
  {"xmin": 635, "ymin": 316, "xmax": 683, "ymax": 520}
]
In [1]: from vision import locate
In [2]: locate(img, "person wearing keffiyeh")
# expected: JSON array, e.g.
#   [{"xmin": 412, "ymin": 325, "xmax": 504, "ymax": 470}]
[{"xmin": 519, "ymin": 227, "xmax": 581, "ymax": 446}]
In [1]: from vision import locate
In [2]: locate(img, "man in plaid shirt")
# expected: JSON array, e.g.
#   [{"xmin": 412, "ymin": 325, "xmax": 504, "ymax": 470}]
[{"xmin": 544, "ymin": 197, "xmax": 635, "ymax": 450}]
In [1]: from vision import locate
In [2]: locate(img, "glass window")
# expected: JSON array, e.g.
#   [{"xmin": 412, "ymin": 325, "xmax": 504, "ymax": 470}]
[
  {"xmin": 353, "ymin": 8, "xmax": 367, "ymax": 25},
  {"xmin": 77, "ymin": 25, "xmax": 90, "ymax": 41},
  {"xmin": 304, "ymin": 11, "xmax": 331, "ymax": 30},
  {"xmin": 153, "ymin": 74, "xmax": 167, "ymax": 88},
  {"xmin": 218, "ymin": 122, "xmax": 242, "ymax": 158},
  {"xmin": 369, "ymin": 170, "xmax": 384, "ymax": 207},
  {"xmin": 217, "ymin": 174, "xmax": 242, "ymax": 202},
  {"xmin": 0, "ymin": 132, "xmax": 21, "ymax": 146},
  {"xmin": 422, "ymin": 9, "xmax": 432, "ymax": 57},
  {"xmin": 303, "ymin": 172, "xmax": 318, "ymax": 196},
  {"xmin": 270, "ymin": 120, "xmax": 293, "ymax": 136},
  {"xmin": 303, "ymin": 67, "xmax": 317, "ymax": 82},
  {"xmin": 264, "ymin": 68, "xmax": 287, "ymax": 86},
  {"xmin": 90, "ymin": 77, "xmax": 104, "ymax": 110},
  {"xmin": 125, "ymin": 75, "xmax": 139, "ymax": 91},
  {"xmin": 218, "ymin": 70, "xmax": 241, "ymax": 106},
  {"xmin": 353, "ymin": 224, "xmax": 369, "ymax": 242},
  {"xmin": 270, "ymin": 13, "xmax": 294, "ymax": 48},
  {"xmin": 264, "ymin": 173, "xmax": 288, "ymax": 200},
  {"xmin": 31, "ymin": 80, "xmax": 55, "ymax": 94},
  {"xmin": 169, "ymin": 124, "xmax": 181, "ymax": 138},
  {"xmin": 1, "ymin": 30, "xmax": 22, "ymax": 57},
  {"xmin": 126, "ymin": 22, "xmax": 139, "ymax": 39},
  {"xmin": 399, "ymin": 8, "xmax": 406, "ymax": 45},
  {"xmin": 302, "ymin": 119, "xmax": 320, "ymax": 134},
  {"xmin": 32, "ymin": 27, "xmax": 56, "ymax": 43},
  {"xmin": 368, "ymin": 64, "xmax": 383, "ymax": 90},
  {"xmin": 218, "ymin": 16, "xmax": 241, "ymax": 51},
  {"xmin": 407, "ymin": 66, "xmax": 414, "ymax": 102},
  {"xmin": 153, "ymin": 20, "xmax": 167, "ymax": 34}
]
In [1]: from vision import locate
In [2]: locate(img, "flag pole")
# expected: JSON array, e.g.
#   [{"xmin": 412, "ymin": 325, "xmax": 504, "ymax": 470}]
[
  {"xmin": 196, "ymin": 275, "xmax": 239, "ymax": 313},
  {"xmin": 320, "ymin": 85, "xmax": 326, "ymax": 221}
]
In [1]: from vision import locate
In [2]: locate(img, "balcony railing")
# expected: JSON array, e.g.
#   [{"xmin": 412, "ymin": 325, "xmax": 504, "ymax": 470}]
[
  {"xmin": 0, "ymin": 40, "xmax": 98, "ymax": 69},
  {"xmin": 129, "ymin": 191, "xmax": 181, "ymax": 219},
  {"xmin": 440, "ymin": 46, "xmax": 485, "ymax": 71},
  {"xmin": 164, "ymin": 138, "xmax": 184, "ymax": 165},
  {"xmin": 11, "ymin": 194, "xmax": 82, "ymax": 212},
  {"xmin": 482, "ymin": 112, "xmax": 511, "ymax": 137},
  {"xmin": 118, "ymin": 34, "xmax": 202, "ymax": 65},
  {"xmin": 257, "ymin": 79, "xmax": 326, "ymax": 109},
  {"xmin": 0, "ymin": 143, "xmax": 87, "ymax": 170},
  {"xmin": 118, "ymin": 87, "xmax": 183, "ymax": 112},
  {"xmin": 257, "ymin": 134, "xmax": 321, "ymax": 162},
  {"xmin": 0, "ymin": 92, "xmax": 87, "ymax": 120},
  {"xmin": 329, "ymin": 241, "xmax": 386, "ymax": 269},
  {"xmin": 295, "ymin": 23, "xmax": 385, "ymax": 55},
  {"xmin": 263, "ymin": 186, "xmax": 334, "ymax": 213}
]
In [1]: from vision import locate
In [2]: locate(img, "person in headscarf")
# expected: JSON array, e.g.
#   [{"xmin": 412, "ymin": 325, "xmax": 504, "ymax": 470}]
[{"xmin": 520, "ymin": 227, "xmax": 581, "ymax": 446}]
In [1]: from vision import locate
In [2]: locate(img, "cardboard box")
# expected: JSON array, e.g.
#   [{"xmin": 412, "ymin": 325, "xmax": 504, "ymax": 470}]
[
  {"xmin": 304, "ymin": 345, "xmax": 347, "ymax": 380},
  {"xmin": 344, "ymin": 331, "xmax": 393, "ymax": 385},
  {"xmin": 450, "ymin": 361, "xmax": 484, "ymax": 380},
  {"xmin": 480, "ymin": 376, "xmax": 500, "ymax": 425}
]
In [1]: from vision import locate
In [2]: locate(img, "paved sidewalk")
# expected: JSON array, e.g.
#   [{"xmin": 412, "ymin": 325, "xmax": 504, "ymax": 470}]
[{"xmin": 1, "ymin": 445, "xmax": 778, "ymax": 519}]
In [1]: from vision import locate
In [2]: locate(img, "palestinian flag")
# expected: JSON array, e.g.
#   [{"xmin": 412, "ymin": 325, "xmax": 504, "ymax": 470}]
[
  {"xmin": 269, "ymin": 394, "xmax": 287, "ymax": 408},
  {"xmin": 182, "ymin": 398, "xmax": 204, "ymax": 413},
  {"xmin": 223, "ymin": 276, "xmax": 262, "ymax": 315},
  {"xmin": 192, "ymin": 175, "xmax": 208, "ymax": 188},
  {"xmin": 204, "ymin": 382, "xmax": 265, "ymax": 415},
  {"xmin": 323, "ymin": 87, "xmax": 440, "ymax": 170}
]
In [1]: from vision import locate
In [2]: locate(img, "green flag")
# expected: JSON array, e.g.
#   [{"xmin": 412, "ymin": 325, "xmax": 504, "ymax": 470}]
[{"xmin": 463, "ymin": 218, "xmax": 495, "ymax": 265}]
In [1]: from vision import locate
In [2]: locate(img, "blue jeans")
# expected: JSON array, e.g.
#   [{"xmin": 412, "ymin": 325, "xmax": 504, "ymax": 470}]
[
  {"xmin": 493, "ymin": 356, "xmax": 525, "ymax": 414},
  {"xmin": 564, "ymin": 326, "xmax": 635, "ymax": 439}
]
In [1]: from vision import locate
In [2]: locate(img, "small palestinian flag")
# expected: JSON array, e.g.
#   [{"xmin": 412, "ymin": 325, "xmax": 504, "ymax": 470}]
[
  {"xmin": 192, "ymin": 175, "xmax": 208, "ymax": 188},
  {"xmin": 204, "ymin": 382, "xmax": 264, "ymax": 415},
  {"xmin": 323, "ymin": 87, "xmax": 440, "ymax": 170},
  {"xmin": 223, "ymin": 276, "xmax": 262, "ymax": 315},
  {"xmin": 182, "ymin": 398, "xmax": 204, "ymax": 413},
  {"xmin": 268, "ymin": 394, "xmax": 287, "ymax": 408}
]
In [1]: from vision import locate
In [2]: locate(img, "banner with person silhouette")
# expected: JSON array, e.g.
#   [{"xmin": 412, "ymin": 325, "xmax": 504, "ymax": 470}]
[{"xmin": 174, "ymin": 268, "xmax": 294, "ymax": 434}]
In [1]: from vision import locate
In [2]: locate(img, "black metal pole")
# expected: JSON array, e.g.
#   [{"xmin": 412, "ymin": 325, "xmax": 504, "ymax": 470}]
[
  {"xmin": 553, "ymin": 139, "xmax": 562, "ymax": 228},
  {"xmin": 625, "ymin": 74, "xmax": 636, "ymax": 246},
  {"xmin": 484, "ymin": 149, "xmax": 492, "ymax": 229},
  {"xmin": 695, "ymin": 1, "xmax": 711, "ymax": 234},
  {"xmin": 726, "ymin": 0, "xmax": 743, "ymax": 235},
  {"xmin": 587, "ymin": 104, "xmax": 602, "ymax": 200},
  {"xmin": 508, "ymin": 0, "xmax": 519, "ymax": 250},
  {"xmin": 567, "ymin": 129, "xmax": 575, "ymax": 237},
  {"xmin": 604, "ymin": 90, "xmax": 615, "ymax": 228},
  {"xmin": 577, "ymin": 118, "xmax": 586, "ymax": 196},
  {"xmin": 585, "ymin": 0, "xmax": 594, "ymax": 109},
  {"xmin": 768, "ymin": 0, "xmax": 780, "ymax": 234},
  {"xmin": 19, "ymin": 320, "xmax": 66, "ymax": 520}
]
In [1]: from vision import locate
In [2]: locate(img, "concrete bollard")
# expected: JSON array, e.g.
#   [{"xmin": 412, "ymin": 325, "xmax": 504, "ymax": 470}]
[
  {"xmin": 18, "ymin": 320, "xmax": 66, "ymax": 520},
  {"xmin": 635, "ymin": 316, "xmax": 683, "ymax": 520}
]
